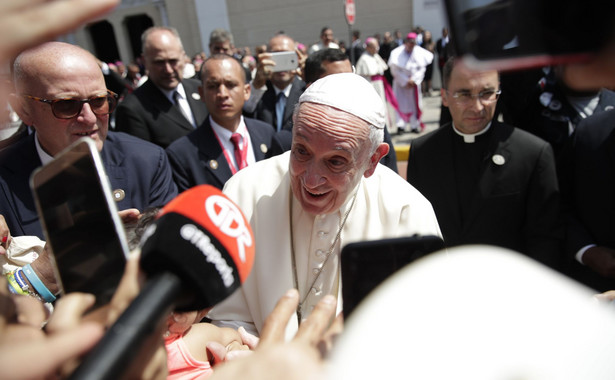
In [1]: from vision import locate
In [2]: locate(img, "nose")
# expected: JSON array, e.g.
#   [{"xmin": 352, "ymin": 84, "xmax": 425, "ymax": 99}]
[
  {"xmin": 217, "ymin": 84, "xmax": 229, "ymax": 98},
  {"xmin": 76, "ymin": 102, "xmax": 98, "ymax": 124},
  {"xmin": 468, "ymin": 95, "xmax": 486, "ymax": 112},
  {"xmin": 303, "ymin": 161, "xmax": 326, "ymax": 188}
]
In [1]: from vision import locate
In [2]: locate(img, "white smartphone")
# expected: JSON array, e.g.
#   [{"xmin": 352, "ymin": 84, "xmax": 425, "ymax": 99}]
[
  {"xmin": 270, "ymin": 51, "xmax": 298, "ymax": 72},
  {"xmin": 30, "ymin": 137, "xmax": 129, "ymax": 307}
]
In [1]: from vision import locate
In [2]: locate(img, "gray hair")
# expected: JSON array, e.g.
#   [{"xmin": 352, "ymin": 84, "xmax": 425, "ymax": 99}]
[{"xmin": 209, "ymin": 28, "xmax": 234, "ymax": 46}]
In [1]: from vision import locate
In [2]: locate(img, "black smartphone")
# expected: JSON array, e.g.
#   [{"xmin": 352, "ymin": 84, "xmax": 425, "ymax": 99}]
[
  {"xmin": 444, "ymin": 0, "xmax": 615, "ymax": 71},
  {"xmin": 341, "ymin": 235, "xmax": 444, "ymax": 318},
  {"xmin": 30, "ymin": 137, "xmax": 129, "ymax": 307}
]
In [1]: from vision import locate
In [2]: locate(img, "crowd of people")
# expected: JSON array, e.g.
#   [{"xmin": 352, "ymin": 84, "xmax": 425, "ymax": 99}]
[{"xmin": 2, "ymin": 0, "xmax": 615, "ymax": 379}]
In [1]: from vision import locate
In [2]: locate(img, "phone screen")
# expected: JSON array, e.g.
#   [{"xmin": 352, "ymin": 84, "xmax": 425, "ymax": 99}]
[
  {"xmin": 31, "ymin": 138, "xmax": 128, "ymax": 307},
  {"xmin": 341, "ymin": 235, "xmax": 444, "ymax": 318},
  {"xmin": 445, "ymin": 0, "xmax": 613, "ymax": 70}
]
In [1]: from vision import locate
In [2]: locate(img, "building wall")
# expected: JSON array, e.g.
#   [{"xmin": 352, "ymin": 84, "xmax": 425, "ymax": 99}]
[{"xmin": 225, "ymin": 0, "xmax": 415, "ymax": 51}]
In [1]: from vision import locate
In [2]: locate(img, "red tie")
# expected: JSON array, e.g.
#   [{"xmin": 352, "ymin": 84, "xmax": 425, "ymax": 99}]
[{"xmin": 230, "ymin": 133, "xmax": 247, "ymax": 171}]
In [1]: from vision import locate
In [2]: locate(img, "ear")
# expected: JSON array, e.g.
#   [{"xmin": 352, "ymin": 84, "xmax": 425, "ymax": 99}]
[
  {"xmin": 363, "ymin": 142, "xmax": 389, "ymax": 179},
  {"xmin": 8, "ymin": 93, "xmax": 33, "ymax": 126},
  {"xmin": 441, "ymin": 88, "xmax": 449, "ymax": 108},
  {"xmin": 243, "ymin": 82, "xmax": 251, "ymax": 101},
  {"xmin": 198, "ymin": 85, "xmax": 204, "ymax": 103}
]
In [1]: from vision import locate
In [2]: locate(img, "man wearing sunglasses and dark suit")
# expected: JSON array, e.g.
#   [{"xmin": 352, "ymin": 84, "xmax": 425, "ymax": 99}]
[
  {"xmin": 115, "ymin": 27, "xmax": 208, "ymax": 148},
  {"xmin": 0, "ymin": 41, "xmax": 178, "ymax": 239}
]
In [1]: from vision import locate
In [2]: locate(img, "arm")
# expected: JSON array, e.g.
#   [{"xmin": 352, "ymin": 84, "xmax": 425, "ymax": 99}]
[
  {"xmin": 147, "ymin": 147, "xmax": 179, "ymax": 207},
  {"xmin": 165, "ymin": 147, "xmax": 195, "ymax": 193},
  {"xmin": 524, "ymin": 142, "xmax": 564, "ymax": 270}
]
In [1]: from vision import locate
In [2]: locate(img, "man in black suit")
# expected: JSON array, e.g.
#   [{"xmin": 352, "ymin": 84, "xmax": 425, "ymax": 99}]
[
  {"xmin": 559, "ymin": 110, "xmax": 615, "ymax": 291},
  {"xmin": 244, "ymin": 34, "xmax": 305, "ymax": 135},
  {"xmin": 166, "ymin": 55, "xmax": 275, "ymax": 191},
  {"xmin": 2, "ymin": 41, "xmax": 178, "ymax": 239},
  {"xmin": 115, "ymin": 27, "xmax": 207, "ymax": 148},
  {"xmin": 407, "ymin": 58, "xmax": 562, "ymax": 270}
]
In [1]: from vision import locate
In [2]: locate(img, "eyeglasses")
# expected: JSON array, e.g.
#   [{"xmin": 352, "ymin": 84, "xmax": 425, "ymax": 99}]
[
  {"xmin": 446, "ymin": 89, "xmax": 501, "ymax": 105},
  {"xmin": 22, "ymin": 91, "xmax": 118, "ymax": 119}
]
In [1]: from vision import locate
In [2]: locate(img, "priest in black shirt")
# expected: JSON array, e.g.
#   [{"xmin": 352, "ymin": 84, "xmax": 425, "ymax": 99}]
[{"xmin": 406, "ymin": 58, "xmax": 563, "ymax": 271}]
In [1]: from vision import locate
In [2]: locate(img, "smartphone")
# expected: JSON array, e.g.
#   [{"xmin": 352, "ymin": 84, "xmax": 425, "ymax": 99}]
[
  {"xmin": 270, "ymin": 51, "xmax": 298, "ymax": 72},
  {"xmin": 444, "ymin": 0, "xmax": 614, "ymax": 71},
  {"xmin": 341, "ymin": 235, "xmax": 444, "ymax": 318},
  {"xmin": 30, "ymin": 137, "xmax": 129, "ymax": 307}
]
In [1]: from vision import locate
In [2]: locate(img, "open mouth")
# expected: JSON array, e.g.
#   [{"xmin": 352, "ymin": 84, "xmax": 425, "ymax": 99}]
[
  {"xmin": 75, "ymin": 131, "xmax": 96, "ymax": 137},
  {"xmin": 305, "ymin": 188, "xmax": 328, "ymax": 198}
]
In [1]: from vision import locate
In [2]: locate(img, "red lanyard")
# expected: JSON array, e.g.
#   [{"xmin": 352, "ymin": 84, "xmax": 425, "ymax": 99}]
[{"xmin": 213, "ymin": 129, "xmax": 249, "ymax": 175}]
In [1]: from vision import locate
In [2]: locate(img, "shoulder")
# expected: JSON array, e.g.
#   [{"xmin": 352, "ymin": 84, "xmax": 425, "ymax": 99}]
[
  {"xmin": 245, "ymin": 117, "xmax": 275, "ymax": 136},
  {"xmin": 105, "ymin": 131, "xmax": 166, "ymax": 156},
  {"xmin": 182, "ymin": 78, "xmax": 202, "ymax": 91},
  {"xmin": 224, "ymin": 152, "xmax": 289, "ymax": 194},
  {"xmin": 366, "ymin": 165, "xmax": 435, "ymax": 209},
  {"xmin": 501, "ymin": 122, "xmax": 549, "ymax": 148},
  {"xmin": 410, "ymin": 125, "xmax": 449, "ymax": 150}
]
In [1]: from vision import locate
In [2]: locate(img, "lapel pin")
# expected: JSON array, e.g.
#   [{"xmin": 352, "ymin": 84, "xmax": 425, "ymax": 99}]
[
  {"xmin": 191, "ymin": 93, "xmax": 201, "ymax": 100},
  {"xmin": 492, "ymin": 154, "xmax": 505, "ymax": 166},
  {"xmin": 113, "ymin": 189, "xmax": 125, "ymax": 202},
  {"xmin": 260, "ymin": 144, "xmax": 268, "ymax": 154},
  {"xmin": 209, "ymin": 160, "xmax": 219, "ymax": 170}
]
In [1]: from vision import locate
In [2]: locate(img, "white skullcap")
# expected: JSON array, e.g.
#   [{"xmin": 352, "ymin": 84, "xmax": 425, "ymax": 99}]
[{"xmin": 299, "ymin": 73, "xmax": 385, "ymax": 129}]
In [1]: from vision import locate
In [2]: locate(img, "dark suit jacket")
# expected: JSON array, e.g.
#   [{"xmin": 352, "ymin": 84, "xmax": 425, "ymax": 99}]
[
  {"xmin": 250, "ymin": 76, "xmax": 305, "ymax": 133},
  {"xmin": 560, "ymin": 110, "xmax": 615, "ymax": 291},
  {"xmin": 114, "ymin": 78, "xmax": 208, "ymax": 148},
  {"xmin": 166, "ymin": 117, "xmax": 275, "ymax": 191},
  {"xmin": 407, "ymin": 121, "xmax": 562, "ymax": 269},
  {"xmin": 0, "ymin": 132, "xmax": 178, "ymax": 240}
]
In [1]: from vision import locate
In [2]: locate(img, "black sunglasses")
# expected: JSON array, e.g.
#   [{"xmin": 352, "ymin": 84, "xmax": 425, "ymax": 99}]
[{"xmin": 22, "ymin": 90, "xmax": 118, "ymax": 119}]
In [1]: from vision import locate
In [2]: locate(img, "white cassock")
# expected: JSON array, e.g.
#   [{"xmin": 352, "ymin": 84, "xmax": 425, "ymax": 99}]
[
  {"xmin": 207, "ymin": 152, "xmax": 442, "ymax": 340},
  {"xmin": 388, "ymin": 44, "xmax": 434, "ymax": 131},
  {"xmin": 355, "ymin": 52, "xmax": 396, "ymax": 132}
]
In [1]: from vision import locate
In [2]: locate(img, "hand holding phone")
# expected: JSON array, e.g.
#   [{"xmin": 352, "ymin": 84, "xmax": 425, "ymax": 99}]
[{"xmin": 270, "ymin": 51, "xmax": 298, "ymax": 72}]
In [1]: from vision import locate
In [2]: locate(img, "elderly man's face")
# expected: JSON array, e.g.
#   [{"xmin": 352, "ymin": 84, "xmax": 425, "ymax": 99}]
[
  {"xmin": 144, "ymin": 30, "xmax": 185, "ymax": 91},
  {"xmin": 18, "ymin": 51, "xmax": 109, "ymax": 156},
  {"xmin": 290, "ymin": 102, "xmax": 373, "ymax": 215}
]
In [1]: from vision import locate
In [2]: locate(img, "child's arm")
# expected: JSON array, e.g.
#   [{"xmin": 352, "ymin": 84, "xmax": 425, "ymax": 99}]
[{"xmin": 182, "ymin": 323, "xmax": 247, "ymax": 363}]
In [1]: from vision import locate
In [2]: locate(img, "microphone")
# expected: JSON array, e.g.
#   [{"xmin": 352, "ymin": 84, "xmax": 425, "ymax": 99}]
[{"xmin": 69, "ymin": 185, "xmax": 255, "ymax": 380}]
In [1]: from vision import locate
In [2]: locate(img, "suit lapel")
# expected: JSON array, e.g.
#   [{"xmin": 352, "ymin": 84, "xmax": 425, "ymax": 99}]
[
  {"xmin": 282, "ymin": 77, "xmax": 305, "ymax": 131},
  {"xmin": 143, "ymin": 80, "xmax": 196, "ymax": 133},
  {"xmin": 196, "ymin": 120, "xmax": 234, "ymax": 187},
  {"xmin": 246, "ymin": 120, "xmax": 270, "ymax": 160},
  {"xmin": 183, "ymin": 79, "xmax": 208, "ymax": 126}
]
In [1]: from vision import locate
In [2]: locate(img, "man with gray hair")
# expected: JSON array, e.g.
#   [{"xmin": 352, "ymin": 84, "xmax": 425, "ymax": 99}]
[
  {"xmin": 115, "ymin": 26, "xmax": 207, "ymax": 148},
  {"xmin": 208, "ymin": 73, "xmax": 441, "ymax": 338}
]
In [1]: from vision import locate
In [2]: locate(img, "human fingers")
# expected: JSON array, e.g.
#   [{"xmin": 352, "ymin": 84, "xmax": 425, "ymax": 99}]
[
  {"xmin": 45, "ymin": 293, "xmax": 97, "ymax": 332},
  {"xmin": 0, "ymin": 322, "xmax": 104, "ymax": 380},
  {"xmin": 238, "ymin": 325, "xmax": 259, "ymax": 349},
  {"xmin": 258, "ymin": 289, "xmax": 299, "ymax": 348},
  {"xmin": 293, "ymin": 294, "xmax": 336, "ymax": 346},
  {"xmin": 0, "ymin": 0, "xmax": 119, "ymax": 60},
  {"xmin": 102, "ymin": 249, "xmax": 143, "ymax": 325},
  {"xmin": 119, "ymin": 208, "xmax": 142, "ymax": 225},
  {"xmin": 12, "ymin": 294, "xmax": 48, "ymax": 328}
]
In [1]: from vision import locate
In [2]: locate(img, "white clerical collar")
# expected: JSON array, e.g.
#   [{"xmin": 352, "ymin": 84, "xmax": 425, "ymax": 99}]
[
  {"xmin": 34, "ymin": 132, "xmax": 55, "ymax": 166},
  {"xmin": 452, "ymin": 122, "xmax": 492, "ymax": 143},
  {"xmin": 274, "ymin": 83, "xmax": 292, "ymax": 98}
]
